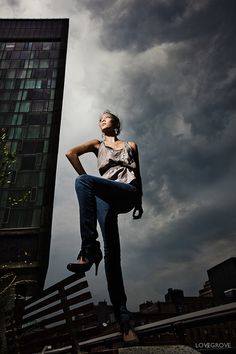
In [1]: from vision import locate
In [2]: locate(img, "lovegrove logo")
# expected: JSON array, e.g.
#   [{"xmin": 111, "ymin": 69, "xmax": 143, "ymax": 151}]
[{"xmin": 195, "ymin": 342, "xmax": 231, "ymax": 349}]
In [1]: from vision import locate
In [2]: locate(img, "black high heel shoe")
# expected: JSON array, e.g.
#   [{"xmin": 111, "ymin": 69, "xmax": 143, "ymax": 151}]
[
  {"xmin": 117, "ymin": 306, "xmax": 140, "ymax": 346},
  {"xmin": 67, "ymin": 241, "xmax": 103, "ymax": 276}
]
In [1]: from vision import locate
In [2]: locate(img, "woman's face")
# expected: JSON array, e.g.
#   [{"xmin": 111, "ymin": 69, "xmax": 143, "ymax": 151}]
[{"xmin": 99, "ymin": 113, "xmax": 115, "ymax": 132}]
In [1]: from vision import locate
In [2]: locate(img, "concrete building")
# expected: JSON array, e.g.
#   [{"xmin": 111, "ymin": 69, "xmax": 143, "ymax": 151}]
[
  {"xmin": 198, "ymin": 280, "xmax": 213, "ymax": 297},
  {"xmin": 0, "ymin": 19, "xmax": 69, "ymax": 296},
  {"xmin": 140, "ymin": 288, "xmax": 214, "ymax": 317},
  {"xmin": 207, "ymin": 257, "xmax": 236, "ymax": 305}
]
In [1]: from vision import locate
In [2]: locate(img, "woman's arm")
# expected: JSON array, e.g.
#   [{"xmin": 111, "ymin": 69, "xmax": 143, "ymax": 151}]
[
  {"xmin": 65, "ymin": 139, "xmax": 100, "ymax": 175},
  {"xmin": 128, "ymin": 141, "xmax": 143, "ymax": 219}
]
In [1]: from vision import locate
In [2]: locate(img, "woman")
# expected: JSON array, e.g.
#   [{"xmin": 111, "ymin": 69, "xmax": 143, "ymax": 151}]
[{"xmin": 65, "ymin": 110, "xmax": 143, "ymax": 344}]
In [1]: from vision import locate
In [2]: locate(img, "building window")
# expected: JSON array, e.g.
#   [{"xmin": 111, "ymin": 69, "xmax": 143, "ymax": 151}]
[
  {"xmin": 15, "ymin": 42, "xmax": 25, "ymax": 50},
  {"xmin": 11, "ymin": 51, "xmax": 21, "ymax": 59},
  {"xmin": 39, "ymin": 59, "xmax": 49, "ymax": 68},
  {"xmin": 24, "ymin": 60, "xmax": 29, "ymax": 69},
  {"xmin": 2, "ymin": 51, "xmax": 12, "ymax": 60},
  {"xmin": 7, "ymin": 208, "xmax": 33, "ymax": 228},
  {"xmin": 24, "ymin": 79, "xmax": 36, "ymax": 89},
  {"xmin": 10, "ymin": 60, "xmax": 20, "ymax": 68},
  {"xmin": 0, "ymin": 69, "xmax": 6, "ymax": 78},
  {"xmin": 41, "ymin": 126, "xmax": 50, "ymax": 138},
  {"xmin": 30, "ymin": 187, "xmax": 37, "ymax": 201},
  {"xmin": 32, "ymin": 208, "xmax": 41, "ymax": 226},
  {"xmin": 0, "ymin": 103, "xmax": 11, "ymax": 112},
  {"xmin": 32, "ymin": 42, "xmax": 42, "ymax": 50},
  {"xmin": 35, "ymin": 153, "xmax": 42, "ymax": 168},
  {"xmin": 16, "ymin": 69, "xmax": 27, "ymax": 78},
  {"xmin": 32, "ymin": 68, "xmax": 47, "ymax": 79},
  {"xmin": 20, "ymin": 51, "xmax": 31, "ymax": 59},
  {"xmin": 28, "ymin": 60, "xmax": 39, "ymax": 69},
  {"xmin": 0, "ymin": 190, "xmax": 9, "ymax": 205},
  {"xmin": 43, "ymin": 42, "xmax": 52, "ymax": 50},
  {"xmin": 23, "ymin": 113, "xmax": 47, "ymax": 125},
  {"xmin": 15, "ymin": 171, "xmax": 38, "ymax": 187},
  {"xmin": 26, "ymin": 69, "xmax": 32, "ymax": 78},
  {"xmin": 50, "ymin": 50, "xmax": 59, "ymax": 59},
  {"xmin": 22, "ymin": 125, "xmax": 40, "ymax": 139},
  {"xmin": 21, "ymin": 155, "xmax": 36, "ymax": 170},
  {"xmin": 11, "ymin": 91, "xmax": 22, "ymax": 100},
  {"xmin": 47, "ymin": 113, "xmax": 52, "ymax": 124},
  {"xmin": 5, "ymin": 80, "xmax": 15, "ymax": 89},
  {"xmin": 27, "ymin": 89, "xmax": 50, "ymax": 100},
  {"xmin": 0, "ymin": 114, "xmax": 20, "ymax": 126},
  {"xmin": 2, "ymin": 207, "xmax": 11, "ymax": 224},
  {"xmin": 8, "ymin": 127, "xmax": 22, "ymax": 139},
  {"xmin": 0, "ymin": 60, "xmax": 10, "ymax": 69},
  {"xmin": 1, "ymin": 92, "xmax": 11, "ymax": 100},
  {"xmin": 39, "ymin": 172, "xmax": 46, "ymax": 187},
  {"xmin": 31, "ymin": 101, "xmax": 44, "ymax": 112},
  {"xmin": 6, "ymin": 69, "xmax": 16, "ymax": 79},
  {"xmin": 50, "ymin": 90, "xmax": 55, "ymax": 99},
  {"xmin": 43, "ymin": 140, "xmax": 49, "ymax": 152},
  {"xmin": 14, "ymin": 102, "xmax": 20, "ymax": 112},
  {"xmin": 48, "ymin": 101, "xmax": 54, "ymax": 111},
  {"xmin": 22, "ymin": 140, "xmax": 44, "ymax": 153},
  {"xmin": 39, "ymin": 51, "xmax": 49, "ymax": 59},
  {"xmin": 19, "ymin": 102, "xmax": 30, "ymax": 112},
  {"xmin": 22, "ymin": 91, "xmax": 28, "ymax": 100},
  {"xmin": 36, "ymin": 80, "xmax": 43, "ymax": 89},
  {"xmin": 6, "ymin": 43, "xmax": 15, "ymax": 50}
]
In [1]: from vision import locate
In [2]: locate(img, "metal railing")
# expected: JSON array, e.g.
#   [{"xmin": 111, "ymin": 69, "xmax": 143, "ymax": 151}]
[
  {"xmin": 38, "ymin": 301, "xmax": 236, "ymax": 353},
  {"xmin": 7, "ymin": 273, "xmax": 98, "ymax": 354}
]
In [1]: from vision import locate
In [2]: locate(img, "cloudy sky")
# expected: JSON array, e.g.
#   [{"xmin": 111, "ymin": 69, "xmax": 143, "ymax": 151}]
[{"xmin": 2, "ymin": 0, "xmax": 236, "ymax": 311}]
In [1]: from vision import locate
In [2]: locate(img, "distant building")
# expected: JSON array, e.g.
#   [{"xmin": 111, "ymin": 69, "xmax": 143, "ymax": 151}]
[
  {"xmin": 140, "ymin": 288, "xmax": 214, "ymax": 318},
  {"xmin": 198, "ymin": 280, "xmax": 213, "ymax": 297},
  {"xmin": 0, "ymin": 19, "xmax": 69, "ymax": 296},
  {"xmin": 207, "ymin": 257, "xmax": 236, "ymax": 305},
  {"xmin": 139, "ymin": 287, "xmax": 235, "ymax": 348},
  {"xmin": 95, "ymin": 300, "xmax": 116, "ymax": 326}
]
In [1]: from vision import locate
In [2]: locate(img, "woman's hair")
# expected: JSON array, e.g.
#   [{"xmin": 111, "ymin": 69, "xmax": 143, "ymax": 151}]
[{"xmin": 100, "ymin": 110, "xmax": 121, "ymax": 135}]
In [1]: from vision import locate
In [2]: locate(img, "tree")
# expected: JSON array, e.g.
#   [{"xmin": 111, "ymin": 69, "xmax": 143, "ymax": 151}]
[
  {"xmin": 0, "ymin": 128, "xmax": 32, "ymax": 352},
  {"xmin": 0, "ymin": 127, "xmax": 31, "ymax": 206},
  {"xmin": 0, "ymin": 128, "xmax": 16, "ymax": 187}
]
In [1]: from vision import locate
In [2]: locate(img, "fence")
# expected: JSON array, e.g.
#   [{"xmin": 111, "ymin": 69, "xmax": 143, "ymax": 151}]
[{"xmin": 7, "ymin": 273, "xmax": 99, "ymax": 354}]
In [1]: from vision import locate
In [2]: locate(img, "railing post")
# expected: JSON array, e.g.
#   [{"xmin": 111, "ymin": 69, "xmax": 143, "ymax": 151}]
[
  {"xmin": 173, "ymin": 322, "xmax": 186, "ymax": 344},
  {"xmin": 58, "ymin": 287, "xmax": 81, "ymax": 354}
]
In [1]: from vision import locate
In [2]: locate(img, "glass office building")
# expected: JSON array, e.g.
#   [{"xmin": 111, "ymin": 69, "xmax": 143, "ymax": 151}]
[{"xmin": 0, "ymin": 19, "xmax": 69, "ymax": 295}]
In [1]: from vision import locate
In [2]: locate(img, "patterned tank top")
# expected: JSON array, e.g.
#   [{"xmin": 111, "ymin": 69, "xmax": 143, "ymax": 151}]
[{"xmin": 97, "ymin": 141, "xmax": 137, "ymax": 184}]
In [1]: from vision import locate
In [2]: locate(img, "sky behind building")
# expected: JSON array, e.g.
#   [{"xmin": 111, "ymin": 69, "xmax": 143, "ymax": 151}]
[{"xmin": 1, "ymin": 0, "xmax": 236, "ymax": 310}]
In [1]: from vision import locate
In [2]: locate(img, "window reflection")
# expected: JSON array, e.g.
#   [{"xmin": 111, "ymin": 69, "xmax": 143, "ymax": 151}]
[{"xmin": 0, "ymin": 37, "xmax": 63, "ymax": 227}]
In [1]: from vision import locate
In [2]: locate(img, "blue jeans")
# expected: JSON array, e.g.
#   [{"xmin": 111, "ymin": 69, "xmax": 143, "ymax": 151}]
[{"xmin": 75, "ymin": 174, "xmax": 139, "ymax": 316}]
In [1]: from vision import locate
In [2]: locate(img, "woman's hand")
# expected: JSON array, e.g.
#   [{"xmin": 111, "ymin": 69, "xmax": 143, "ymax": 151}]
[{"xmin": 132, "ymin": 204, "xmax": 143, "ymax": 219}]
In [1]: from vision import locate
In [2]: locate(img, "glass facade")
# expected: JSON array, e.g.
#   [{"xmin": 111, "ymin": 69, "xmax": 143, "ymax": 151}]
[
  {"xmin": 0, "ymin": 40, "xmax": 61, "ymax": 228},
  {"xmin": 0, "ymin": 19, "xmax": 69, "ymax": 294}
]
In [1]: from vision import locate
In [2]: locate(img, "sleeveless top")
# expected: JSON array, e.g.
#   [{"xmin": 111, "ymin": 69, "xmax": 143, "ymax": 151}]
[{"xmin": 97, "ymin": 141, "xmax": 137, "ymax": 184}]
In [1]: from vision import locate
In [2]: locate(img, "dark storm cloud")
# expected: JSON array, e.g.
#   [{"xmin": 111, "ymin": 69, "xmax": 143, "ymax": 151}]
[
  {"xmin": 78, "ymin": 0, "xmax": 236, "ymax": 300},
  {"xmin": 144, "ymin": 201, "xmax": 236, "ymax": 262},
  {"xmin": 81, "ymin": 0, "xmax": 236, "ymax": 51},
  {"xmin": 84, "ymin": 0, "xmax": 236, "ymax": 200},
  {"xmin": 28, "ymin": 0, "xmax": 236, "ymax": 307}
]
